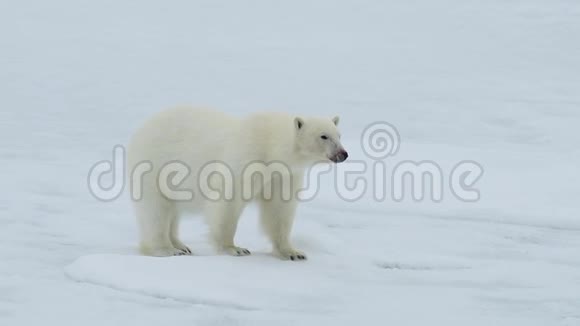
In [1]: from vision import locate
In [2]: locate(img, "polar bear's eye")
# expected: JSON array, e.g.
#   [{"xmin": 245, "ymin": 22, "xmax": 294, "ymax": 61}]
[{"xmin": 320, "ymin": 135, "xmax": 328, "ymax": 140}]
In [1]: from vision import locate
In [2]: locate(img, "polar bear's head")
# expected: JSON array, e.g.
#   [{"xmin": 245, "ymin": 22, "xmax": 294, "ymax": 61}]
[{"xmin": 294, "ymin": 116, "xmax": 348, "ymax": 163}]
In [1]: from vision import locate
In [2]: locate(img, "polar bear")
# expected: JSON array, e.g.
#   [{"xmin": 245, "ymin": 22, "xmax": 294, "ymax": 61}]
[{"xmin": 127, "ymin": 107, "xmax": 348, "ymax": 261}]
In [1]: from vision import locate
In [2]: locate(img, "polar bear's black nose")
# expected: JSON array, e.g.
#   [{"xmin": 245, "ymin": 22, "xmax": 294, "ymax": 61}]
[{"xmin": 333, "ymin": 150, "xmax": 349, "ymax": 163}]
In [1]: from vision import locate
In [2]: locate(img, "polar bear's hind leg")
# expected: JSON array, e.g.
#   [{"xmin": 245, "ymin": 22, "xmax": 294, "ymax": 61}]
[
  {"xmin": 135, "ymin": 199, "xmax": 190, "ymax": 256},
  {"xmin": 170, "ymin": 214, "xmax": 192, "ymax": 255}
]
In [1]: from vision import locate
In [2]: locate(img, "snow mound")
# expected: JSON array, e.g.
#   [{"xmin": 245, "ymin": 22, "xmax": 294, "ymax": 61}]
[{"xmin": 65, "ymin": 254, "xmax": 340, "ymax": 312}]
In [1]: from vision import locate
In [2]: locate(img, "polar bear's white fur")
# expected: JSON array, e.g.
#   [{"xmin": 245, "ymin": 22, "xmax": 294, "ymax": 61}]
[{"xmin": 127, "ymin": 107, "xmax": 348, "ymax": 260}]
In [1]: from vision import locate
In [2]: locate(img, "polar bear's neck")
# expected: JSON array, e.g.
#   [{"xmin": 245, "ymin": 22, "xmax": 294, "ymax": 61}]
[{"xmin": 235, "ymin": 112, "xmax": 312, "ymax": 170}]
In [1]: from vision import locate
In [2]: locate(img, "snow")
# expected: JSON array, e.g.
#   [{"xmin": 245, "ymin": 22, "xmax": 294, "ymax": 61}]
[{"xmin": 1, "ymin": 0, "xmax": 580, "ymax": 325}]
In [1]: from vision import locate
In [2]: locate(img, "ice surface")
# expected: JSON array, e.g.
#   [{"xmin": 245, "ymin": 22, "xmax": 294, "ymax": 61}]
[{"xmin": 1, "ymin": 1, "xmax": 579, "ymax": 325}]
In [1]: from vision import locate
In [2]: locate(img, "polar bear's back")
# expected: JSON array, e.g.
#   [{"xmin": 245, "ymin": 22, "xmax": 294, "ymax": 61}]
[{"xmin": 127, "ymin": 107, "xmax": 239, "ymax": 172}]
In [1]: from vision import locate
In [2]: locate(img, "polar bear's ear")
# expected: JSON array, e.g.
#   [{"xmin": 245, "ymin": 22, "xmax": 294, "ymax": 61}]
[
  {"xmin": 294, "ymin": 117, "xmax": 305, "ymax": 130},
  {"xmin": 332, "ymin": 116, "xmax": 340, "ymax": 126}
]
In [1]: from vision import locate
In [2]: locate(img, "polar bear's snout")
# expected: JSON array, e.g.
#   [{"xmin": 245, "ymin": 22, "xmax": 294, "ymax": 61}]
[{"xmin": 330, "ymin": 149, "xmax": 349, "ymax": 163}]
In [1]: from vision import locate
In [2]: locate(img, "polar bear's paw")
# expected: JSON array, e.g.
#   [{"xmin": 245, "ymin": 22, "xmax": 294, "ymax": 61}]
[
  {"xmin": 143, "ymin": 247, "xmax": 192, "ymax": 257},
  {"xmin": 174, "ymin": 246, "xmax": 192, "ymax": 256},
  {"xmin": 277, "ymin": 249, "xmax": 307, "ymax": 261},
  {"xmin": 173, "ymin": 248, "xmax": 192, "ymax": 256},
  {"xmin": 223, "ymin": 246, "xmax": 252, "ymax": 257},
  {"xmin": 171, "ymin": 241, "xmax": 193, "ymax": 255}
]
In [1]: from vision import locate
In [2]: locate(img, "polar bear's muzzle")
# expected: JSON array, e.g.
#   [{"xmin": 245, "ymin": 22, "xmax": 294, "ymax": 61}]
[{"xmin": 329, "ymin": 149, "xmax": 349, "ymax": 163}]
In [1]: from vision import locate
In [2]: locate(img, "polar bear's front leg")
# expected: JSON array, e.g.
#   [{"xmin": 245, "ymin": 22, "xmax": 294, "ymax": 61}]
[
  {"xmin": 259, "ymin": 197, "xmax": 306, "ymax": 261},
  {"xmin": 205, "ymin": 200, "xmax": 251, "ymax": 256}
]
